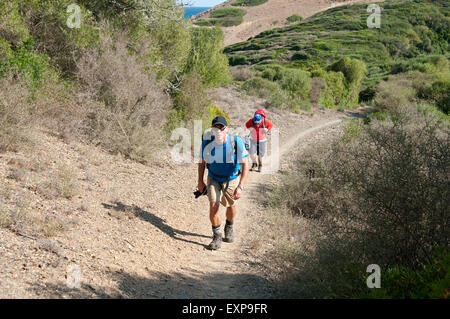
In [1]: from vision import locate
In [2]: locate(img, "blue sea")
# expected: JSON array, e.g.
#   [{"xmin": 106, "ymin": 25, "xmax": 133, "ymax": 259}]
[{"xmin": 184, "ymin": 7, "xmax": 211, "ymax": 18}]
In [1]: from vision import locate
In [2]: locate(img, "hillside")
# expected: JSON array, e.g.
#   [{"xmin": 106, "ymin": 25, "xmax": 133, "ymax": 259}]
[
  {"xmin": 192, "ymin": 0, "xmax": 385, "ymax": 46},
  {"xmin": 224, "ymin": 0, "xmax": 450, "ymax": 95},
  {"xmin": 1, "ymin": 0, "xmax": 448, "ymax": 300},
  {"xmin": 0, "ymin": 85, "xmax": 349, "ymax": 298}
]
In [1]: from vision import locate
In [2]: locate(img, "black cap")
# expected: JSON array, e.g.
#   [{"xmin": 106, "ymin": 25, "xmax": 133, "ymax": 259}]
[{"xmin": 211, "ymin": 116, "xmax": 228, "ymax": 127}]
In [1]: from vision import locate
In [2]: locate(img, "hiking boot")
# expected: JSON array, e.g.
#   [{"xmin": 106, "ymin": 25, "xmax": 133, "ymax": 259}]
[
  {"xmin": 223, "ymin": 224, "xmax": 234, "ymax": 243},
  {"xmin": 207, "ymin": 232, "xmax": 222, "ymax": 250},
  {"xmin": 251, "ymin": 162, "xmax": 258, "ymax": 171}
]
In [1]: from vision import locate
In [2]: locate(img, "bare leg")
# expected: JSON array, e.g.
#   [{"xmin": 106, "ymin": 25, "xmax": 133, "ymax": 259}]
[
  {"xmin": 226, "ymin": 205, "xmax": 236, "ymax": 223},
  {"xmin": 209, "ymin": 201, "xmax": 221, "ymax": 227},
  {"xmin": 258, "ymin": 155, "xmax": 263, "ymax": 166}
]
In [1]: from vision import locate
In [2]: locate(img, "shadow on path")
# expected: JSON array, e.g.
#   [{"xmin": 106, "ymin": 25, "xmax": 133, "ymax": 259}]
[
  {"xmin": 102, "ymin": 201, "xmax": 209, "ymax": 248},
  {"xmin": 28, "ymin": 268, "xmax": 279, "ymax": 299}
]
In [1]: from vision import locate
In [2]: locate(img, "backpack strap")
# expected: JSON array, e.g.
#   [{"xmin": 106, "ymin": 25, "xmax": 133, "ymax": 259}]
[{"xmin": 204, "ymin": 135, "xmax": 240, "ymax": 182}]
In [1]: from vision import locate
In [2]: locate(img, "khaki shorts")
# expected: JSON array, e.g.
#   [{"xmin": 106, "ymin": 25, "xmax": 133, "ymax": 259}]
[{"xmin": 207, "ymin": 176, "xmax": 240, "ymax": 207}]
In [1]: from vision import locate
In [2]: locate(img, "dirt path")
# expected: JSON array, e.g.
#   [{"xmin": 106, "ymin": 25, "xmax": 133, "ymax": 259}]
[
  {"xmin": 0, "ymin": 85, "xmax": 355, "ymax": 298},
  {"xmin": 185, "ymin": 117, "xmax": 345, "ymax": 298}
]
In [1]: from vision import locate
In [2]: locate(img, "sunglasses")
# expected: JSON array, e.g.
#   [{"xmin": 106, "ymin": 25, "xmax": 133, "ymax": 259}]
[{"xmin": 212, "ymin": 125, "xmax": 226, "ymax": 132}]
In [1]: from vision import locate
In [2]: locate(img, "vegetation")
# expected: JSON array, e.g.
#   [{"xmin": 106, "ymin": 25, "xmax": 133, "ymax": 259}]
[
  {"xmin": 225, "ymin": 0, "xmax": 450, "ymax": 102},
  {"xmin": 286, "ymin": 14, "xmax": 302, "ymax": 23},
  {"xmin": 265, "ymin": 102, "xmax": 449, "ymax": 297},
  {"xmin": 184, "ymin": 27, "xmax": 232, "ymax": 87},
  {"xmin": 194, "ymin": 8, "xmax": 246, "ymax": 27},
  {"xmin": 0, "ymin": 0, "xmax": 232, "ymax": 163},
  {"xmin": 231, "ymin": 0, "xmax": 268, "ymax": 7}
]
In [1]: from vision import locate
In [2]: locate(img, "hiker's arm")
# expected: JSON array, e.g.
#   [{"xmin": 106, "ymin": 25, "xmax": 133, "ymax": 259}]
[
  {"xmin": 234, "ymin": 157, "xmax": 249, "ymax": 200},
  {"xmin": 198, "ymin": 159, "xmax": 206, "ymax": 192}
]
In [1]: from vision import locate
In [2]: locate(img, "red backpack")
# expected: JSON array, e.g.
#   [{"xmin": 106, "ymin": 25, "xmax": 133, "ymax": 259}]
[{"xmin": 253, "ymin": 109, "xmax": 267, "ymax": 129}]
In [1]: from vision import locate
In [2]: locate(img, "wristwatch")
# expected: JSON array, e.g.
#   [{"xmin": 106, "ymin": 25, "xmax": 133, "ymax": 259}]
[{"xmin": 237, "ymin": 185, "xmax": 244, "ymax": 191}]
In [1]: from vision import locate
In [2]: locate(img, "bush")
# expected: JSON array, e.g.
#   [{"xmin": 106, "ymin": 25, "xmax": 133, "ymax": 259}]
[
  {"xmin": 329, "ymin": 57, "xmax": 367, "ymax": 107},
  {"xmin": 330, "ymin": 57, "xmax": 367, "ymax": 85},
  {"xmin": 417, "ymin": 79, "xmax": 450, "ymax": 114},
  {"xmin": 75, "ymin": 33, "xmax": 170, "ymax": 163},
  {"xmin": 363, "ymin": 248, "xmax": 450, "ymax": 299},
  {"xmin": 0, "ymin": 76, "xmax": 34, "ymax": 152},
  {"xmin": 286, "ymin": 14, "xmax": 303, "ymax": 23},
  {"xmin": 230, "ymin": 66, "xmax": 254, "ymax": 81},
  {"xmin": 210, "ymin": 8, "xmax": 245, "ymax": 18},
  {"xmin": 166, "ymin": 72, "xmax": 212, "ymax": 133},
  {"xmin": 228, "ymin": 55, "xmax": 248, "ymax": 66},
  {"xmin": 196, "ymin": 8, "xmax": 246, "ymax": 27},
  {"xmin": 231, "ymin": 0, "xmax": 268, "ymax": 6},
  {"xmin": 184, "ymin": 27, "xmax": 232, "ymax": 87},
  {"xmin": 241, "ymin": 77, "xmax": 286, "ymax": 108},
  {"xmin": 278, "ymin": 68, "xmax": 312, "ymax": 102},
  {"xmin": 261, "ymin": 68, "xmax": 277, "ymax": 81},
  {"xmin": 318, "ymin": 71, "xmax": 348, "ymax": 108},
  {"xmin": 270, "ymin": 106, "xmax": 449, "ymax": 297}
]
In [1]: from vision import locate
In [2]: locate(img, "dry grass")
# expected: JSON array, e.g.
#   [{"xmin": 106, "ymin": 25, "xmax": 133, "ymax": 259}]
[
  {"xmin": 36, "ymin": 164, "xmax": 78, "ymax": 200},
  {"xmin": 74, "ymin": 32, "xmax": 171, "ymax": 164},
  {"xmin": 1, "ymin": 195, "xmax": 71, "ymax": 238},
  {"xmin": 0, "ymin": 76, "xmax": 35, "ymax": 152},
  {"xmin": 0, "ymin": 205, "xmax": 13, "ymax": 228},
  {"xmin": 261, "ymin": 105, "xmax": 449, "ymax": 297},
  {"xmin": 230, "ymin": 66, "xmax": 254, "ymax": 82}
]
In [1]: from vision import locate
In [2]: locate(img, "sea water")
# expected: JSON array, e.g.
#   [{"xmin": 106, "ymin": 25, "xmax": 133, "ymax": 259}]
[{"xmin": 184, "ymin": 7, "xmax": 211, "ymax": 18}]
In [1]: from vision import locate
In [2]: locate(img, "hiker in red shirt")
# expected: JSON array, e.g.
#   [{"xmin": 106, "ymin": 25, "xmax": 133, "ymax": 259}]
[{"xmin": 245, "ymin": 109, "xmax": 273, "ymax": 172}]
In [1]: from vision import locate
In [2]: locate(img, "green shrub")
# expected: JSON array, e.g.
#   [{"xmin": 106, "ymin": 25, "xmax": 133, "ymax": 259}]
[
  {"xmin": 291, "ymin": 52, "xmax": 309, "ymax": 61},
  {"xmin": 329, "ymin": 57, "xmax": 367, "ymax": 107},
  {"xmin": 363, "ymin": 248, "xmax": 450, "ymax": 299},
  {"xmin": 184, "ymin": 27, "xmax": 232, "ymax": 87},
  {"xmin": 417, "ymin": 79, "xmax": 450, "ymax": 114},
  {"xmin": 269, "ymin": 106, "xmax": 449, "ymax": 297},
  {"xmin": 2, "ymin": 41, "xmax": 52, "ymax": 88},
  {"xmin": 261, "ymin": 68, "xmax": 277, "ymax": 81},
  {"xmin": 278, "ymin": 68, "xmax": 312, "ymax": 101},
  {"xmin": 210, "ymin": 8, "xmax": 245, "ymax": 18},
  {"xmin": 207, "ymin": 104, "xmax": 231, "ymax": 126},
  {"xmin": 318, "ymin": 71, "xmax": 348, "ymax": 109},
  {"xmin": 229, "ymin": 55, "xmax": 248, "ymax": 66},
  {"xmin": 193, "ymin": 19, "xmax": 217, "ymax": 26},
  {"xmin": 167, "ymin": 71, "xmax": 216, "ymax": 134},
  {"xmin": 231, "ymin": 0, "xmax": 268, "ymax": 6},
  {"xmin": 286, "ymin": 14, "xmax": 303, "ymax": 23},
  {"xmin": 241, "ymin": 77, "xmax": 286, "ymax": 108},
  {"xmin": 196, "ymin": 8, "xmax": 246, "ymax": 27},
  {"xmin": 330, "ymin": 57, "xmax": 367, "ymax": 85}
]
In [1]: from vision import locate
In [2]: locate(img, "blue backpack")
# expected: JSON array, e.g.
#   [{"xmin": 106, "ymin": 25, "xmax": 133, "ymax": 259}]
[{"xmin": 203, "ymin": 134, "xmax": 240, "ymax": 181}]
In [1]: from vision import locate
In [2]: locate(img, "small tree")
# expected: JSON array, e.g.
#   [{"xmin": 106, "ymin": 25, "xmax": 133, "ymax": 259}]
[{"xmin": 184, "ymin": 27, "xmax": 232, "ymax": 87}]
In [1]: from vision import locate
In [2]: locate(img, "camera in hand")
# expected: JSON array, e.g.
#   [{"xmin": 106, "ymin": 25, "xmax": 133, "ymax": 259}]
[{"xmin": 193, "ymin": 187, "xmax": 207, "ymax": 198}]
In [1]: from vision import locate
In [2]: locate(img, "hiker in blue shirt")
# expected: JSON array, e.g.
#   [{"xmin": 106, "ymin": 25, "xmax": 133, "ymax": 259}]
[{"xmin": 198, "ymin": 116, "xmax": 250, "ymax": 250}]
